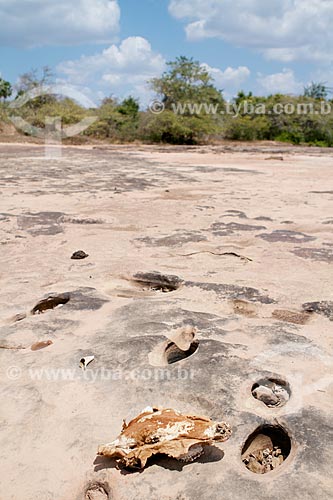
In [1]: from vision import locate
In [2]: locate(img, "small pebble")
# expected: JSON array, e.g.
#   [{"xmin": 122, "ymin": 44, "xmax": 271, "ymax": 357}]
[{"xmin": 71, "ymin": 250, "xmax": 89, "ymax": 260}]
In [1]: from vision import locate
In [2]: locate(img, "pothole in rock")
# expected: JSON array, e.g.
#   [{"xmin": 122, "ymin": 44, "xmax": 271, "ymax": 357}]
[
  {"xmin": 242, "ymin": 424, "xmax": 292, "ymax": 474},
  {"xmin": 149, "ymin": 325, "xmax": 199, "ymax": 366},
  {"xmin": 85, "ymin": 482, "xmax": 110, "ymax": 500},
  {"xmin": 31, "ymin": 293, "xmax": 70, "ymax": 315},
  {"xmin": 165, "ymin": 339, "xmax": 199, "ymax": 364},
  {"xmin": 252, "ymin": 378, "xmax": 290, "ymax": 408},
  {"xmin": 131, "ymin": 272, "xmax": 183, "ymax": 293}
]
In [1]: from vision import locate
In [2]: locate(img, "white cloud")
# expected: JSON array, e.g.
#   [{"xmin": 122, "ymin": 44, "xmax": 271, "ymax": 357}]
[
  {"xmin": 58, "ymin": 36, "xmax": 252, "ymax": 104},
  {"xmin": 169, "ymin": 0, "xmax": 333, "ymax": 62},
  {"xmin": 257, "ymin": 69, "xmax": 303, "ymax": 95},
  {"xmin": 57, "ymin": 37, "xmax": 166, "ymax": 105},
  {"xmin": 0, "ymin": 0, "xmax": 120, "ymax": 47},
  {"xmin": 203, "ymin": 64, "xmax": 250, "ymax": 96},
  {"xmin": 58, "ymin": 37, "xmax": 251, "ymax": 104}
]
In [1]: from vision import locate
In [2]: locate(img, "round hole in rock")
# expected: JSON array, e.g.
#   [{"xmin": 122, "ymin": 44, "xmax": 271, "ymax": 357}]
[
  {"xmin": 148, "ymin": 326, "xmax": 198, "ymax": 367},
  {"xmin": 251, "ymin": 378, "xmax": 291, "ymax": 408},
  {"xmin": 242, "ymin": 424, "xmax": 292, "ymax": 474},
  {"xmin": 165, "ymin": 339, "xmax": 199, "ymax": 364},
  {"xmin": 31, "ymin": 293, "xmax": 70, "ymax": 315},
  {"xmin": 85, "ymin": 481, "xmax": 110, "ymax": 500}
]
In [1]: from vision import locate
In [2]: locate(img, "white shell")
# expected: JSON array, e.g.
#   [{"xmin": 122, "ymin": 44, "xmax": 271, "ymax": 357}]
[{"xmin": 80, "ymin": 356, "xmax": 95, "ymax": 370}]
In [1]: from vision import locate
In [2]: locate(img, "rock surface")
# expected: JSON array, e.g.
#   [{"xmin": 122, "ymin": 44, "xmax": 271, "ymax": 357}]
[{"xmin": 0, "ymin": 144, "xmax": 332, "ymax": 500}]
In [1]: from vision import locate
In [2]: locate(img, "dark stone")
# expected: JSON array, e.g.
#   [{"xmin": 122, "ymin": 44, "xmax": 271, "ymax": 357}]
[{"xmin": 71, "ymin": 250, "xmax": 89, "ymax": 260}]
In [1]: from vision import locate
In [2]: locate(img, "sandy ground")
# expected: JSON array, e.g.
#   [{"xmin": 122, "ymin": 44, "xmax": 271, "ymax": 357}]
[{"xmin": 0, "ymin": 144, "xmax": 332, "ymax": 500}]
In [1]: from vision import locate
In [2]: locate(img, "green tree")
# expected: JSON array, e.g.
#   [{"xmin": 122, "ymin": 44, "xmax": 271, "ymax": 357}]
[
  {"xmin": 304, "ymin": 82, "xmax": 332, "ymax": 100},
  {"xmin": 147, "ymin": 56, "xmax": 224, "ymax": 143},
  {"xmin": 117, "ymin": 96, "xmax": 139, "ymax": 118},
  {"xmin": 16, "ymin": 66, "xmax": 56, "ymax": 108},
  {"xmin": 151, "ymin": 56, "xmax": 224, "ymax": 110},
  {"xmin": 234, "ymin": 90, "xmax": 254, "ymax": 106},
  {"xmin": 0, "ymin": 78, "xmax": 12, "ymax": 101}
]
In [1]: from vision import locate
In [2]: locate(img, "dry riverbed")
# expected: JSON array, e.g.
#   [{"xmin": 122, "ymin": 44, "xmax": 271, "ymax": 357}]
[{"xmin": 0, "ymin": 144, "xmax": 332, "ymax": 499}]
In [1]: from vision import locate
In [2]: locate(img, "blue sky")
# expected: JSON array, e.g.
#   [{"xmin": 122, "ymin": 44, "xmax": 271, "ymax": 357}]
[{"xmin": 1, "ymin": 0, "xmax": 333, "ymax": 105}]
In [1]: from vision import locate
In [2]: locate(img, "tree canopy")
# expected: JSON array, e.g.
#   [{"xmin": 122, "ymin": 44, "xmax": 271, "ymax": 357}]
[
  {"xmin": 150, "ymin": 56, "xmax": 224, "ymax": 110},
  {"xmin": 0, "ymin": 78, "xmax": 12, "ymax": 101},
  {"xmin": 304, "ymin": 82, "xmax": 332, "ymax": 100}
]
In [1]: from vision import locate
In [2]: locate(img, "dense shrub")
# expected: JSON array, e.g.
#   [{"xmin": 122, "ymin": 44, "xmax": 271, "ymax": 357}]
[
  {"xmin": 85, "ymin": 97, "xmax": 139, "ymax": 141},
  {"xmin": 1, "ymin": 62, "xmax": 333, "ymax": 146},
  {"xmin": 223, "ymin": 115, "xmax": 270, "ymax": 141}
]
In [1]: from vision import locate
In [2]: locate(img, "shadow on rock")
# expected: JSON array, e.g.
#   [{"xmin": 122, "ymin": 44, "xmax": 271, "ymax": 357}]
[{"xmin": 94, "ymin": 446, "xmax": 224, "ymax": 474}]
